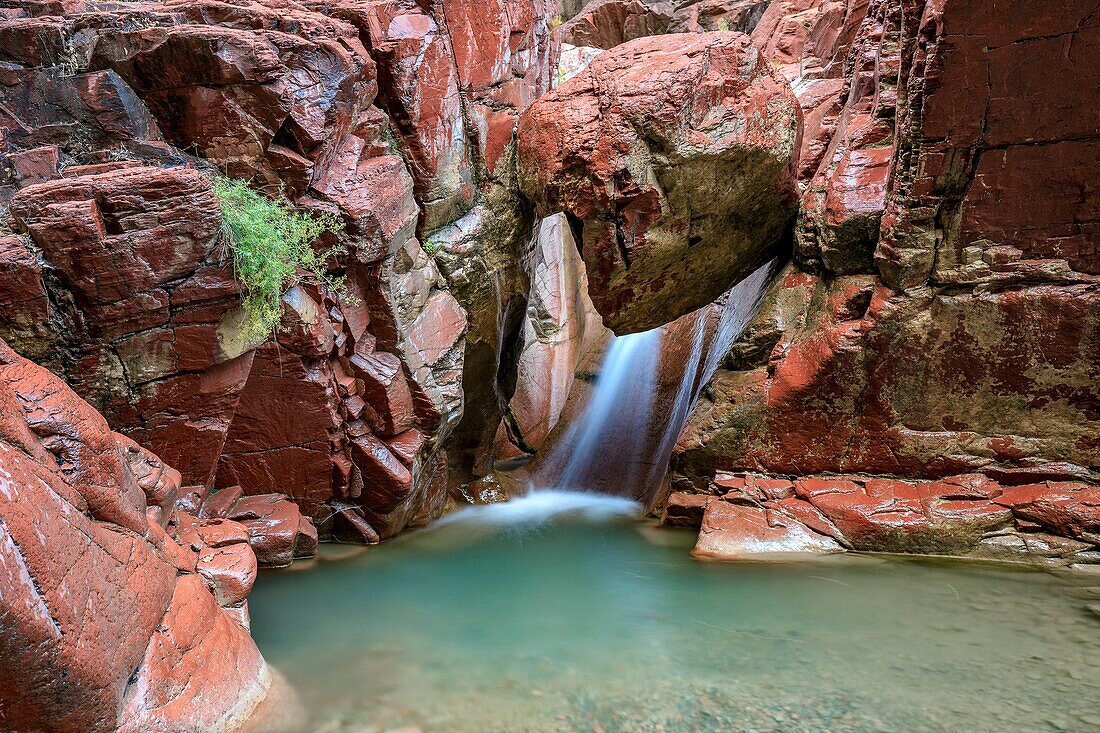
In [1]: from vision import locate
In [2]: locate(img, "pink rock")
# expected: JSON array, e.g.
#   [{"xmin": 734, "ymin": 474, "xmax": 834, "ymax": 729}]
[
  {"xmin": 334, "ymin": 0, "xmax": 475, "ymax": 230},
  {"xmin": 230, "ymin": 494, "xmax": 319, "ymax": 568},
  {"xmin": 693, "ymin": 500, "xmax": 844, "ymax": 561},
  {"xmin": 116, "ymin": 576, "xmax": 274, "ymax": 733},
  {"xmin": 196, "ymin": 541, "xmax": 259, "ymax": 608},
  {"xmin": 994, "ymin": 483, "xmax": 1100, "ymax": 541},
  {"xmin": 0, "ymin": 337, "xmax": 274, "ymax": 732},
  {"xmin": 385, "ymin": 428, "xmax": 425, "ymax": 467},
  {"xmin": 199, "ymin": 485, "xmax": 245, "ymax": 520}
]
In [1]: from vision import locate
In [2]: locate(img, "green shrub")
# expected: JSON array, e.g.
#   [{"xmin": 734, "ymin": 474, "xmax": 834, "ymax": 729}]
[{"xmin": 212, "ymin": 176, "xmax": 345, "ymax": 341}]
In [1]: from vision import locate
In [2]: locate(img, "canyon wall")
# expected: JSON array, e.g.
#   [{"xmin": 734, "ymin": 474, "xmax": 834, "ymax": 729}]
[
  {"xmin": 0, "ymin": 336, "xmax": 310, "ymax": 733},
  {"xmin": 0, "ymin": 0, "xmax": 1097, "ymax": 727},
  {"xmin": 671, "ymin": 0, "xmax": 1099, "ymax": 487},
  {"xmin": 0, "ymin": 2, "xmax": 558, "ymax": 729},
  {"xmin": 511, "ymin": 0, "xmax": 1098, "ymax": 562},
  {"xmin": 1, "ymin": 0, "xmax": 1094, "ymax": 553},
  {"xmin": 0, "ymin": 0, "xmax": 559, "ymax": 541}
]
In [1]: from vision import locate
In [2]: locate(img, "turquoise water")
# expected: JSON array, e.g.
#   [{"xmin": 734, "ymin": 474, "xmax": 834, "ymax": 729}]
[{"xmin": 249, "ymin": 492, "xmax": 1100, "ymax": 733}]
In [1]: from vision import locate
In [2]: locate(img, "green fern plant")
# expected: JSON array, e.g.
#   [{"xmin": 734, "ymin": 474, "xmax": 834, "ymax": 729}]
[{"xmin": 212, "ymin": 176, "xmax": 345, "ymax": 341}]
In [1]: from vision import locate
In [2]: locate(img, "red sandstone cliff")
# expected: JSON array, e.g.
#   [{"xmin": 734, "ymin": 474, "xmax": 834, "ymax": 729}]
[
  {"xmin": 670, "ymin": 0, "xmax": 1099, "ymax": 486},
  {"xmin": 0, "ymin": 0, "xmax": 559, "ymax": 541},
  {"xmin": 0, "ymin": 336, "xmax": 309, "ymax": 733},
  {"xmin": 0, "ymin": 0, "xmax": 1097, "ymax": 728}
]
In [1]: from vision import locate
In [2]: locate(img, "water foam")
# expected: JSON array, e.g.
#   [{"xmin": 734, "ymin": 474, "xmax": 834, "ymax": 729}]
[{"xmin": 435, "ymin": 490, "xmax": 639, "ymax": 529}]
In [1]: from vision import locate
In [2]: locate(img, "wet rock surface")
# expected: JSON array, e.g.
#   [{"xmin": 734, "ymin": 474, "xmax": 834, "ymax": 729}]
[
  {"xmin": 518, "ymin": 32, "xmax": 801, "ymax": 333},
  {"xmin": 664, "ymin": 471, "xmax": 1100, "ymax": 568},
  {"xmin": 559, "ymin": 0, "xmax": 771, "ymax": 49},
  {"xmin": 0, "ymin": 0, "xmax": 560, "ymax": 541},
  {"xmin": 0, "ymin": 0, "xmax": 1097, "ymax": 728}
]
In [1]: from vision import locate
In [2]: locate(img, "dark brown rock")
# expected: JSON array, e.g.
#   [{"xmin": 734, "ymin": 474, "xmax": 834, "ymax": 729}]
[{"xmin": 660, "ymin": 491, "xmax": 711, "ymax": 528}]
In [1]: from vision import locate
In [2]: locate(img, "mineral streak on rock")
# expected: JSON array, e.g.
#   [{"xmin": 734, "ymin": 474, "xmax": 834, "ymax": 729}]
[{"xmin": 670, "ymin": 0, "xmax": 1099, "ymax": 490}]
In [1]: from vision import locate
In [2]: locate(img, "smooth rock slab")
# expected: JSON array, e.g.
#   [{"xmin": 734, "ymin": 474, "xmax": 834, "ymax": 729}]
[{"xmin": 693, "ymin": 500, "xmax": 844, "ymax": 561}]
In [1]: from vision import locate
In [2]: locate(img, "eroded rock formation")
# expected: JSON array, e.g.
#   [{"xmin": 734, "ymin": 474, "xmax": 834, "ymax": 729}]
[
  {"xmin": 517, "ymin": 32, "xmax": 801, "ymax": 333},
  {"xmin": 659, "ymin": 0, "xmax": 1099, "ymax": 556},
  {"xmin": 668, "ymin": 472, "xmax": 1099, "ymax": 572},
  {"xmin": 0, "ymin": 0, "xmax": 559, "ymax": 540},
  {"xmin": 0, "ymin": 337, "xmax": 304, "ymax": 733},
  {"xmin": 0, "ymin": 0, "xmax": 1098, "ymax": 726},
  {"xmin": 671, "ymin": 0, "xmax": 1099, "ymax": 484},
  {"xmin": 559, "ymin": 0, "xmax": 770, "ymax": 50}
]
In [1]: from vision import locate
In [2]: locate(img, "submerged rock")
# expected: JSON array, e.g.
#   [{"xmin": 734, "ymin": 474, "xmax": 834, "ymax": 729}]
[{"xmin": 517, "ymin": 31, "xmax": 801, "ymax": 333}]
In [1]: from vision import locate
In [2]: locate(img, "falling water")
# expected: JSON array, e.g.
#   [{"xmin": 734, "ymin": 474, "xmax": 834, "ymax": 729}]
[
  {"xmin": 534, "ymin": 259, "xmax": 781, "ymax": 503},
  {"xmin": 547, "ymin": 329, "xmax": 662, "ymax": 493}
]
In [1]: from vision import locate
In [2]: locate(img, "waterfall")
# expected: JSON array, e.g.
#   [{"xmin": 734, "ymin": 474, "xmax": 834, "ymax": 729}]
[
  {"xmin": 545, "ymin": 329, "xmax": 661, "ymax": 493},
  {"xmin": 533, "ymin": 259, "xmax": 780, "ymax": 504}
]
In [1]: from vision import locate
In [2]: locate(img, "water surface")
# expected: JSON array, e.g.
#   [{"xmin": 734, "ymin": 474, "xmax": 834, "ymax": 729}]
[{"xmin": 250, "ymin": 492, "xmax": 1100, "ymax": 733}]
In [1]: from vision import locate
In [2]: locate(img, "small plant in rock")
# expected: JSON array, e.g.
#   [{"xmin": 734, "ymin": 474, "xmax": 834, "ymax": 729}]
[{"xmin": 212, "ymin": 176, "xmax": 345, "ymax": 341}]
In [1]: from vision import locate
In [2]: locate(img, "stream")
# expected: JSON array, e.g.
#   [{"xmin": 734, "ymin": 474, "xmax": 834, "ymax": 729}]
[{"xmin": 250, "ymin": 492, "xmax": 1100, "ymax": 733}]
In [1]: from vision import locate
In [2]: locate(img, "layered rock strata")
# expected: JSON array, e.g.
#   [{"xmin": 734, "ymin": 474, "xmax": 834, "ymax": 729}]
[
  {"xmin": 668, "ymin": 0, "xmax": 1099, "ymax": 488},
  {"xmin": 667, "ymin": 471, "xmax": 1100, "ymax": 572},
  {"xmin": 560, "ymin": 0, "xmax": 770, "ymax": 49},
  {"xmin": 0, "ymin": 0, "xmax": 559, "ymax": 537}
]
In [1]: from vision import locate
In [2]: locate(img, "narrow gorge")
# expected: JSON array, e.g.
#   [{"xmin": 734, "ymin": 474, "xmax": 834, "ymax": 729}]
[{"xmin": 0, "ymin": 1, "xmax": 1097, "ymax": 732}]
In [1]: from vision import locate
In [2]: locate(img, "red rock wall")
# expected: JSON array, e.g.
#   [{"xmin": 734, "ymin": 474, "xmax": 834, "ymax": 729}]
[
  {"xmin": 0, "ymin": 337, "xmax": 300, "ymax": 733},
  {"xmin": 0, "ymin": 0, "xmax": 559, "ymax": 538},
  {"xmin": 672, "ymin": 0, "xmax": 1099, "ymax": 488}
]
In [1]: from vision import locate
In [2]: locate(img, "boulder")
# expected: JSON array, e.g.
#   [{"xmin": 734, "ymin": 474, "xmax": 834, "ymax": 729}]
[
  {"xmin": 994, "ymin": 483, "xmax": 1100, "ymax": 542},
  {"xmin": 175, "ymin": 514, "xmax": 258, "ymax": 608},
  {"xmin": 660, "ymin": 492, "xmax": 711, "ymax": 528},
  {"xmin": 518, "ymin": 32, "xmax": 801, "ymax": 333},
  {"xmin": 229, "ymin": 494, "xmax": 320, "ymax": 568}
]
